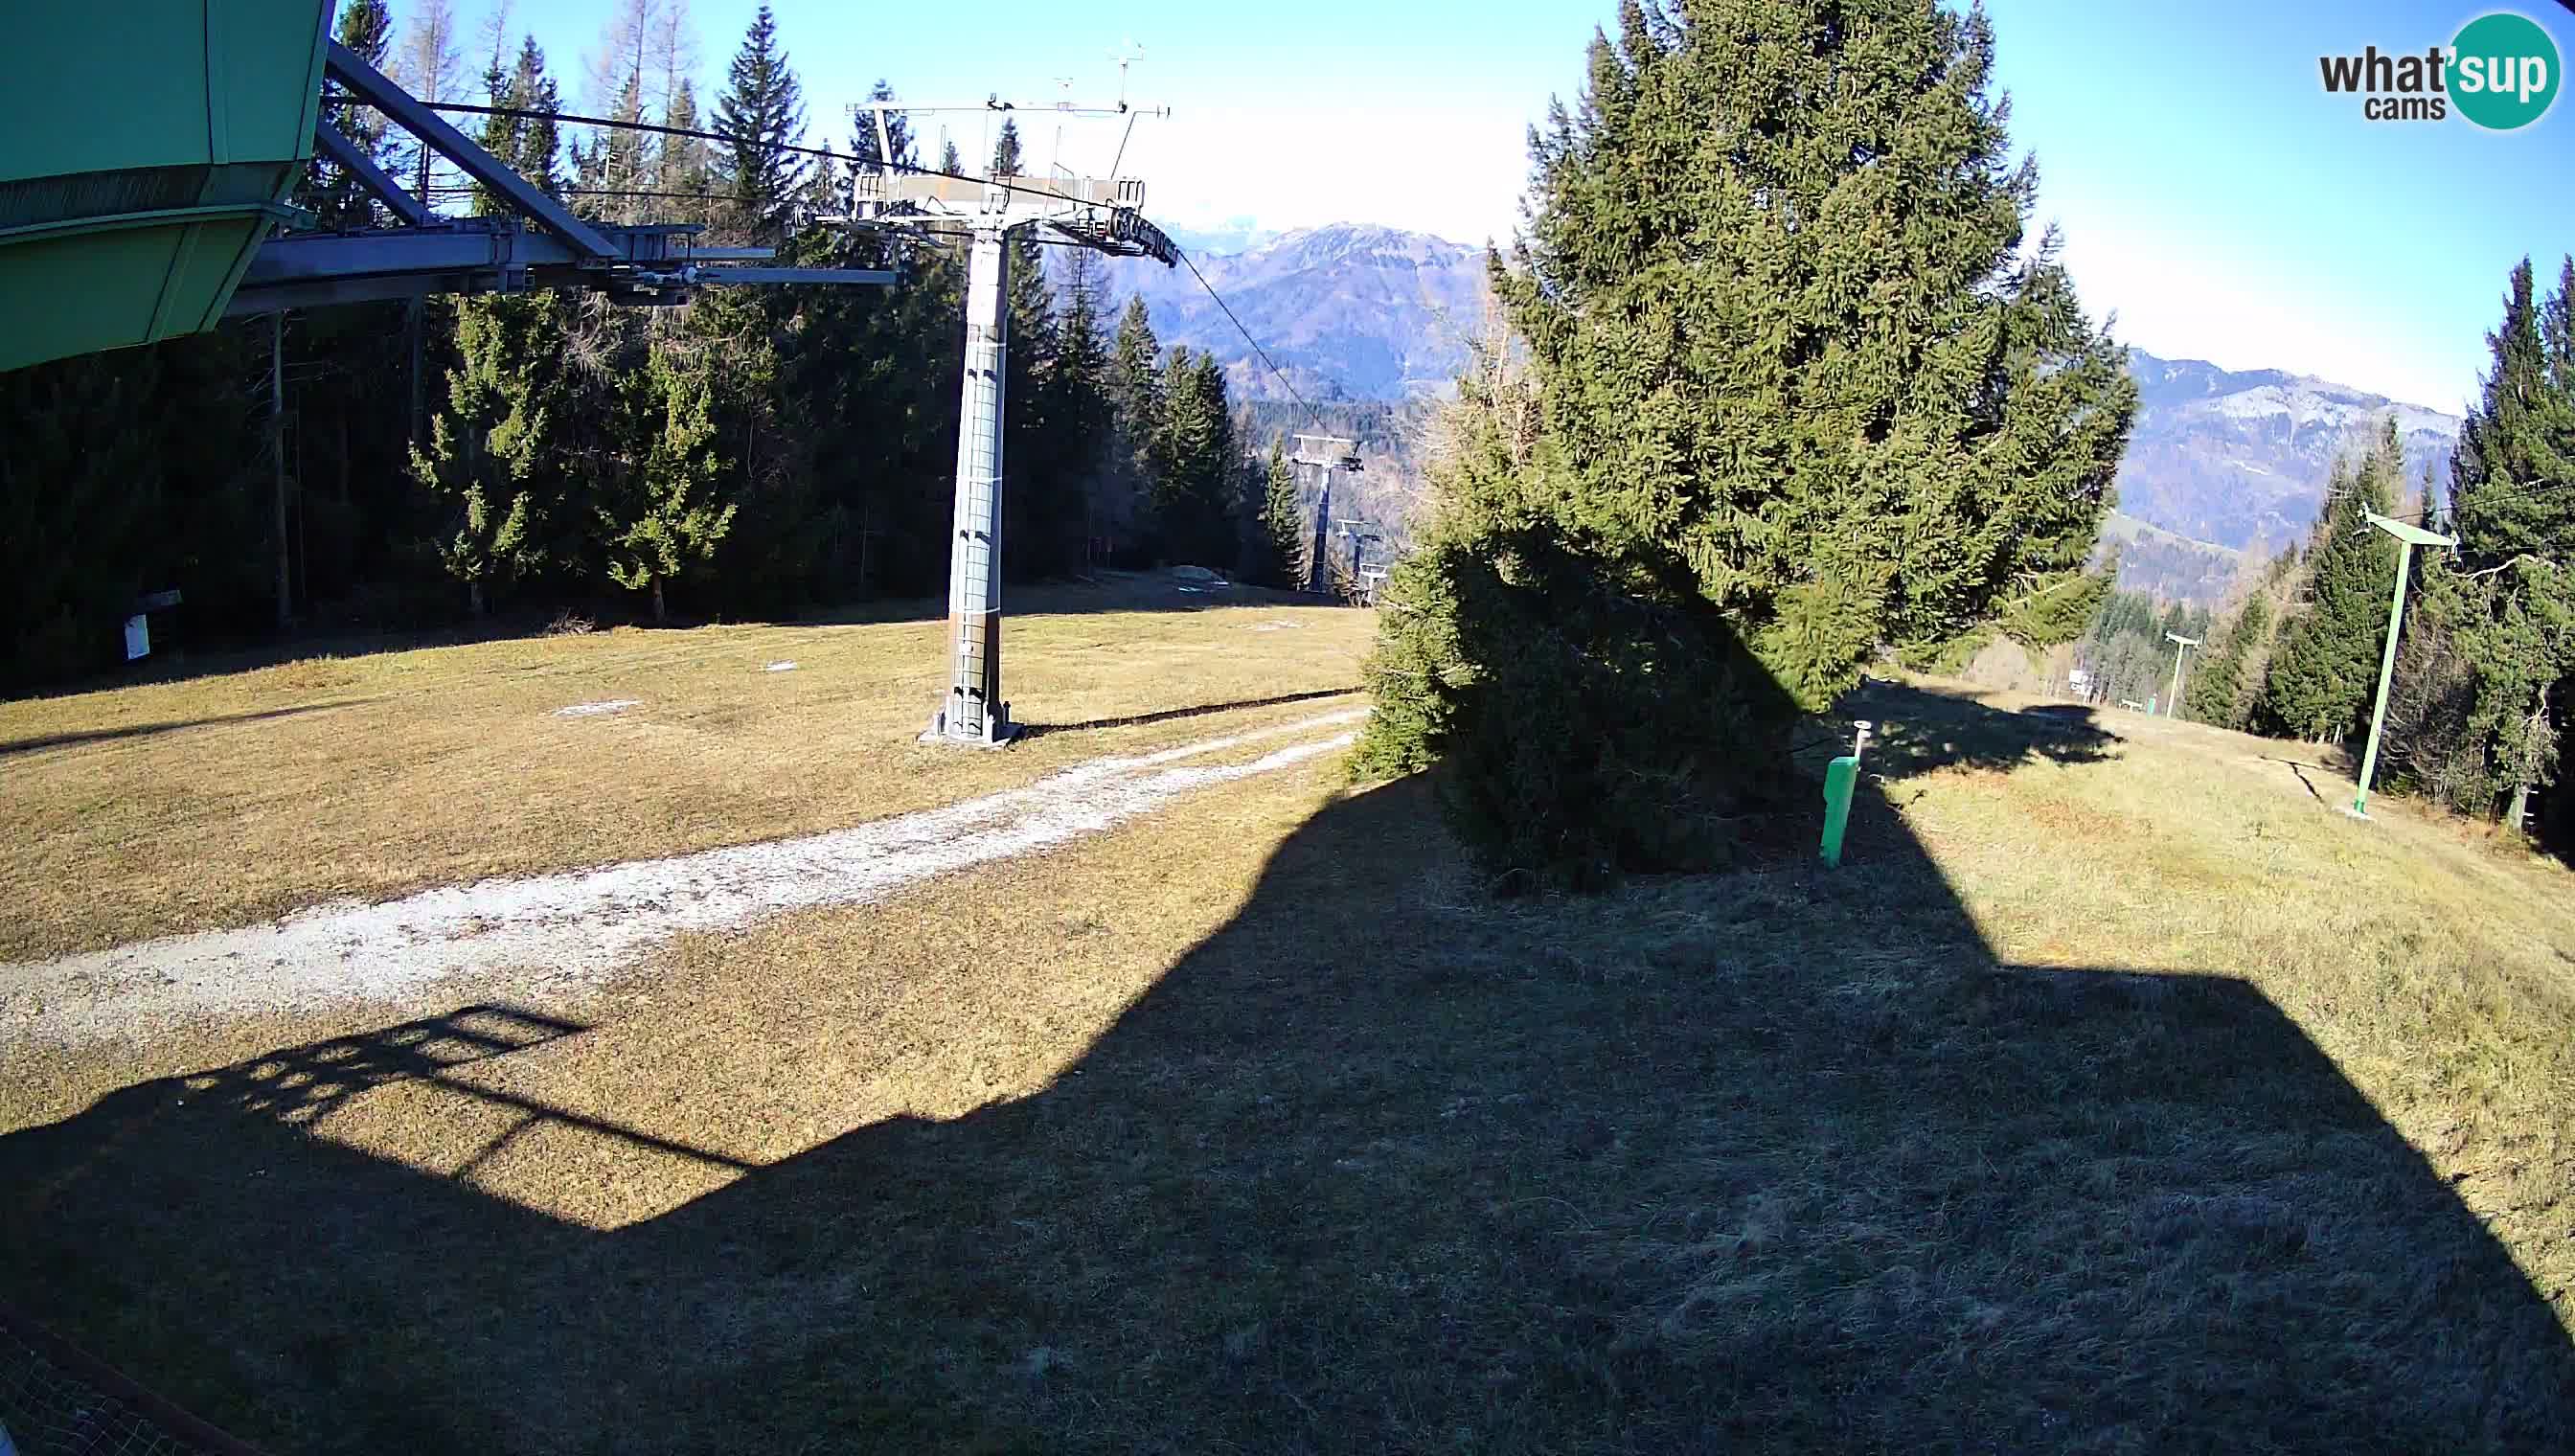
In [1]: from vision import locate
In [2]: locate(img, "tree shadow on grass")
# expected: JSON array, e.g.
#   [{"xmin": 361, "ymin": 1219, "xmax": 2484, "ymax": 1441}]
[
  {"xmin": 0, "ymin": 699, "xmax": 381, "ymax": 759},
  {"xmin": 2, "ymin": 690, "xmax": 2570, "ymax": 1452},
  {"xmin": 1016, "ymin": 687, "xmax": 1362, "ymax": 740},
  {"xmin": 1831, "ymin": 675, "xmax": 2116, "ymax": 781}
]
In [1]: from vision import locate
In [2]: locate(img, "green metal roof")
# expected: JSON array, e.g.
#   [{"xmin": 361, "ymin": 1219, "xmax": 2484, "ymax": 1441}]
[{"xmin": 0, "ymin": 0, "xmax": 331, "ymax": 373}]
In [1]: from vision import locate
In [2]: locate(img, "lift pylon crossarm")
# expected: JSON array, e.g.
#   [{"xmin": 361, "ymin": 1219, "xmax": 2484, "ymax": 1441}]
[
  {"xmin": 247, "ymin": 47, "xmax": 902, "ymax": 314},
  {"xmin": 854, "ymin": 172, "xmax": 1177, "ymax": 266},
  {"xmin": 312, "ymin": 119, "xmax": 435, "ymax": 228},
  {"xmin": 228, "ymin": 219, "xmax": 884, "ymax": 314},
  {"xmin": 322, "ymin": 40, "xmax": 619, "ymax": 261},
  {"xmin": 1292, "ymin": 434, "xmax": 1364, "ymax": 472}
]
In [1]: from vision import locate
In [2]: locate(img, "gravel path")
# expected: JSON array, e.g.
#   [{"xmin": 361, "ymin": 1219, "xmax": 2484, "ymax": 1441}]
[{"xmin": 1, "ymin": 710, "xmax": 1364, "ymax": 1046}]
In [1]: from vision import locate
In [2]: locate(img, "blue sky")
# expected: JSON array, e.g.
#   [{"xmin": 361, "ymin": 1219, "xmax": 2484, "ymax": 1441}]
[{"xmin": 481, "ymin": 0, "xmax": 2570, "ymax": 410}]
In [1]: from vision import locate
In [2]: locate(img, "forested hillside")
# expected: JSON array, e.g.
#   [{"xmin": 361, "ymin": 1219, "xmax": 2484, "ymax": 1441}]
[
  {"xmin": 0, "ymin": 1, "xmax": 1301, "ymax": 693},
  {"xmin": 2072, "ymin": 257, "xmax": 2575, "ymax": 846}
]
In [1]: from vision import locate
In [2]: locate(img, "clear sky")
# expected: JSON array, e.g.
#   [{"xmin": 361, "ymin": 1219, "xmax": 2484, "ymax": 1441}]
[{"xmin": 487, "ymin": 0, "xmax": 2570, "ymax": 411}]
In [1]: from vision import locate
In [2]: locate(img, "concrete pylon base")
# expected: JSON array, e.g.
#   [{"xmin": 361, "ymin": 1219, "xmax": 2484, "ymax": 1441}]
[{"xmin": 920, "ymin": 700, "xmax": 1018, "ymax": 748}]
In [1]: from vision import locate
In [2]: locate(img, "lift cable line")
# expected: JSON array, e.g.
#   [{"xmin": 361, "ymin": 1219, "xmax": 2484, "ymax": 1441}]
[
  {"xmin": 411, "ymin": 98, "xmax": 1138, "ymax": 218},
  {"xmin": 422, "ymin": 96, "xmax": 1349, "ymax": 442},
  {"xmin": 2389, "ymin": 475, "xmax": 2575, "ymax": 528},
  {"xmin": 1175, "ymin": 249, "xmax": 1324, "ymax": 425}
]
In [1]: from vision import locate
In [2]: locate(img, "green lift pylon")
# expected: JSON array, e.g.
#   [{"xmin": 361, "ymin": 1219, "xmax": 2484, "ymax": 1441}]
[{"xmin": 2349, "ymin": 512, "xmax": 2458, "ymax": 819}]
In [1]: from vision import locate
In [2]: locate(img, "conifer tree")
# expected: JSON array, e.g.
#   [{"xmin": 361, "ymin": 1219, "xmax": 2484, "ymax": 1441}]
[
  {"xmin": 306, "ymin": 0, "xmax": 399, "ymax": 229},
  {"xmin": 1153, "ymin": 348, "xmax": 1240, "ymax": 566},
  {"xmin": 1104, "ymin": 296, "xmax": 1166, "ymax": 557},
  {"xmin": 602, "ymin": 343, "xmax": 734, "ymax": 623},
  {"xmin": 2447, "ymin": 258, "xmax": 2575, "ymax": 830},
  {"xmin": 849, "ymin": 80, "xmax": 914, "ymax": 172},
  {"xmin": 662, "ymin": 78, "xmax": 713, "ymax": 218},
  {"xmin": 468, "ymin": 37, "xmax": 563, "ymax": 215},
  {"xmin": 2185, "ymin": 595, "xmax": 2269, "ymax": 727},
  {"xmin": 590, "ymin": 67, "xmax": 654, "ymax": 224},
  {"xmin": 1356, "ymin": 0, "xmax": 2135, "ymax": 885},
  {"xmin": 409, "ymin": 300, "xmax": 554, "ymax": 616},
  {"xmin": 1250, "ymin": 442, "xmax": 1306, "ymax": 587},
  {"xmin": 713, "ymin": 5, "xmax": 807, "ymax": 238},
  {"xmin": 2260, "ymin": 432, "xmax": 2401, "ymax": 741},
  {"xmin": 1, "ymin": 354, "xmax": 170, "ymax": 685},
  {"xmin": 1045, "ymin": 251, "xmax": 1116, "ymax": 568}
]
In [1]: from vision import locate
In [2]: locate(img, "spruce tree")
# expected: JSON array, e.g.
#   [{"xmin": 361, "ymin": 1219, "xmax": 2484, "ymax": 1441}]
[
  {"xmin": 306, "ymin": 0, "xmax": 399, "ymax": 229},
  {"xmin": 0, "ymin": 353, "xmax": 169, "ymax": 685},
  {"xmin": 990, "ymin": 120, "xmax": 1066, "ymax": 572},
  {"xmin": 662, "ymin": 78, "xmax": 712, "ymax": 218},
  {"xmin": 2260, "ymin": 434, "xmax": 2401, "ymax": 741},
  {"xmin": 408, "ymin": 299, "xmax": 554, "ymax": 616},
  {"xmin": 2454, "ymin": 260, "xmax": 2575, "ymax": 564},
  {"xmin": 1153, "ymin": 349, "xmax": 1240, "ymax": 567},
  {"xmin": 469, "ymin": 36, "xmax": 562, "ymax": 215},
  {"xmin": 2448, "ymin": 258, "xmax": 2575, "ymax": 829},
  {"xmin": 1046, "ymin": 251, "xmax": 1116, "ymax": 570},
  {"xmin": 850, "ymin": 80, "xmax": 915, "ymax": 172},
  {"xmin": 602, "ymin": 342, "xmax": 734, "ymax": 623},
  {"xmin": 1355, "ymin": 0, "xmax": 2134, "ymax": 885},
  {"xmin": 595, "ymin": 68, "xmax": 654, "ymax": 224},
  {"xmin": 1104, "ymin": 296, "xmax": 1166, "ymax": 557},
  {"xmin": 713, "ymin": 5, "xmax": 808, "ymax": 239},
  {"xmin": 1250, "ymin": 442, "xmax": 1307, "ymax": 588},
  {"xmin": 2185, "ymin": 596, "xmax": 2269, "ymax": 728}
]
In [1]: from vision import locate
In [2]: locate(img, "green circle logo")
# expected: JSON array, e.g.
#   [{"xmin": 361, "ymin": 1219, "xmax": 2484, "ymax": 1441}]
[{"xmin": 2452, "ymin": 12, "xmax": 2561, "ymax": 129}]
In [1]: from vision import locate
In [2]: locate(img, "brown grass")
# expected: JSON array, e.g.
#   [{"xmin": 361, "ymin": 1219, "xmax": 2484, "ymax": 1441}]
[
  {"xmin": 0, "ymin": 577, "xmax": 1372, "ymax": 961},
  {"xmin": 7, "ymin": 657, "xmax": 2575, "ymax": 1451}
]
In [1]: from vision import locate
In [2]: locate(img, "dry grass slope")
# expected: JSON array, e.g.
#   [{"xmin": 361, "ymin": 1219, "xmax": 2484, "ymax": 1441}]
[
  {"xmin": 0, "ymin": 578, "xmax": 1371, "ymax": 961},
  {"xmin": 5, "ymin": 619, "xmax": 2575, "ymax": 1451}
]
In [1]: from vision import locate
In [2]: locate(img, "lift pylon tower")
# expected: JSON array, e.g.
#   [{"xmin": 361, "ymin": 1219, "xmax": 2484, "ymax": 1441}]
[
  {"xmin": 1290, "ymin": 435, "xmax": 1362, "ymax": 595},
  {"xmin": 855, "ymin": 104, "xmax": 1178, "ymax": 747}
]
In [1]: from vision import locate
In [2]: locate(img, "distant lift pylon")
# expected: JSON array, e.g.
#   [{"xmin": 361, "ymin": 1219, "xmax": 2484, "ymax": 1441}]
[
  {"xmin": 1290, "ymin": 435, "xmax": 1363, "ymax": 596},
  {"xmin": 851, "ymin": 99, "xmax": 1180, "ymax": 747}
]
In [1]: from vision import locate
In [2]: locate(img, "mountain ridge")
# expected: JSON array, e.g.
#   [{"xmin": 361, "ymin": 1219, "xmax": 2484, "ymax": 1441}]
[
  {"xmin": 2116, "ymin": 348, "xmax": 2461, "ymax": 566},
  {"xmin": 1096, "ymin": 221, "xmax": 2466, "ymax": 602}
]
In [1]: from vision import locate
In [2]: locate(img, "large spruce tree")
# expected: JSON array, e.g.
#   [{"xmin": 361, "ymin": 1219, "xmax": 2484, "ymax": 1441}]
[
  {"xmin": 2446, "ymin": 257, "xmax": 2575, "ymax": 829},
  {"xmin": 1104, "ymin": 296, "xmax": 1167, "ymax": 558},
  {"xmin": 1045, "ymin": 251, "xmax": 1117, "ymax": 571},
  {"xmin": 1154, "ymin": 349, "xmax": 1242, "ymax": 567},
  {"xmin": 415, "ymin": 266, "xmax": 578, "ymax": 617},
  {"xmin": 2260, "ymin": 432, "xmax": 2402, "ymax": 742},
  {"xmin": 713, "ymin": 5, "xmax": 808, "ymax": 239},
  {"xmin": 1356, "ymin": 0, "xmax": 2135, "ymax": 886}
]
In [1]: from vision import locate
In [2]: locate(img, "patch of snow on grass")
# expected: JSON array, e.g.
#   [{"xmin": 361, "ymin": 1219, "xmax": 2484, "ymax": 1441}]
[{"xmin": 556, "ymin": 699, "xmax": 642, "ymax": 717}]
